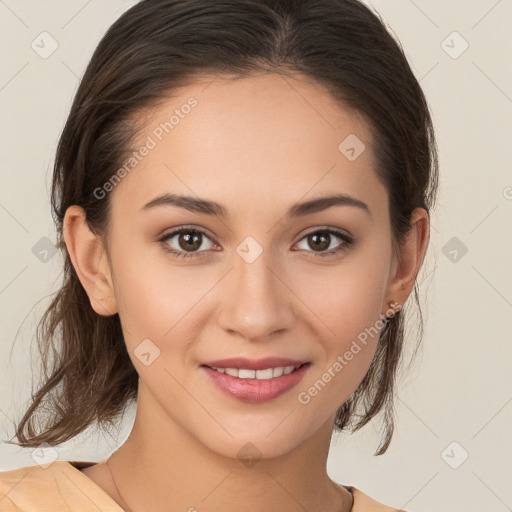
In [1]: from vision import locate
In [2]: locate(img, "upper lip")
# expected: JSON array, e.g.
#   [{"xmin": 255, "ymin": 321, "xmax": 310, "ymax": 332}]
[{"xmin": 201, "ymin": 357, "xmax": 309, "ymax": 370}]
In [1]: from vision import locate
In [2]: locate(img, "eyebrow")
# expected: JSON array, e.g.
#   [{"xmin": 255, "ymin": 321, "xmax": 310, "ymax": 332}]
[{"xmin": 141, "ymin": 192, "xmax": 371, "ymax": 218}]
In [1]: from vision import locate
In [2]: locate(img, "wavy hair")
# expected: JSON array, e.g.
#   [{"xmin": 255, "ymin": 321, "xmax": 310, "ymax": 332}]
[{"xmin": 9, "ymin": 0, "xmax": 438, "ymax": 455}]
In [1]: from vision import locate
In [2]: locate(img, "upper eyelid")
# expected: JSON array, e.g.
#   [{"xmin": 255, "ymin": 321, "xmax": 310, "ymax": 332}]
[{"xmin": 160, "ymin": 225, "xmax": 217, "ymax": 244}]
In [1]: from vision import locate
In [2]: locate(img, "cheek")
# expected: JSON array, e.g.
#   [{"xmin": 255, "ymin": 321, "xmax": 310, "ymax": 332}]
[
  {"xmin": 110, "ymin": 243, "xmax": 219, "ymax": 374},
  {"xmin": 291, "ymin": 245, "xmax": 390, "ymax": 401},
  {"xmin": 108, "ymin": 240, "xmax": 190, "ymax": 344},
  {"xmin": 293, "ymin": 245, "xmax": 390, "ymax": 340}
]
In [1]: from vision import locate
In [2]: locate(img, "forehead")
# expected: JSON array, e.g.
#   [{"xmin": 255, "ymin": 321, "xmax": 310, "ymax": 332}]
[{"xmin": 111, "ymin": 72, "xmax": 386, "ymax": 219}]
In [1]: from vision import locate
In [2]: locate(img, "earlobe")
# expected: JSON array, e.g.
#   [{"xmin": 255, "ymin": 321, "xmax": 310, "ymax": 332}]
[
  {"xmin": 383, "ymin": 207, "xmax": 430, "ymax": 311},
  {"xmin": 62, "ymin": 205, "xmax": 118, "ymax": 316}
]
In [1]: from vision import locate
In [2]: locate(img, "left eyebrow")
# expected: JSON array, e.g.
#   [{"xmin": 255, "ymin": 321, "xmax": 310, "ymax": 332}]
[
  {"xmin": 140, "ymin": 192, "xmax": 371, "ymax": 218},
  {"xmin": 287, "ymin": 193, "xmax": 371, "ymax": 218}
]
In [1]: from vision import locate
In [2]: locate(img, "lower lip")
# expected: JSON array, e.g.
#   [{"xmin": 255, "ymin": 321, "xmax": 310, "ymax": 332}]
[{"xmin": 201, "ymin": 364, "xmax": 310, "ymax": 403}]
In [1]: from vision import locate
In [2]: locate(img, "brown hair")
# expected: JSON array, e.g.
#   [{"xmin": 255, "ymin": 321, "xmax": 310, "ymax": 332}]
[{"xmin": 9, "ymin": 0, "xmax": 438, "ymax": 455}]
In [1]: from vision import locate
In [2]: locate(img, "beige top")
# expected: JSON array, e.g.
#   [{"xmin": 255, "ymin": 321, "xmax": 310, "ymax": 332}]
[{"xmin": 0, "ymin": 461, "xmax": 406, "ymax": 511}]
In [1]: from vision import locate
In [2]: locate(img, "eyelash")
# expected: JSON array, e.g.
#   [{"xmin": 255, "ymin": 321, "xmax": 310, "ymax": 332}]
[{"xmin": 158, "ymin": 225, "xmax": 353, "ymax": 260}]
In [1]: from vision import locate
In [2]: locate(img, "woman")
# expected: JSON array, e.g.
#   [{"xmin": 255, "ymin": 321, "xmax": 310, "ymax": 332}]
[{"xmin": 0, "ymin": 0, "xmax": 438, "ymax": 510}]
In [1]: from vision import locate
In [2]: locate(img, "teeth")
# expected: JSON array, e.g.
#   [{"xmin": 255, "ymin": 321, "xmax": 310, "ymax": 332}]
[
  {"xmin": 273, "ymin": 366, "xmax": 284, "ymax": 377},
  {"xmin": 210, "ymin": 365, "xmax": 301, "ymax": 379},
  {"xmin": 255, "ymin": 368, "xmax": 273, "ymax": 379},
  {"xmin": 283, "ymin": 365, "xmax": 295, "ymax": 375},
  {"xmin": 239, "ymin": 369, "xmax": 256, "ymax": 379}
]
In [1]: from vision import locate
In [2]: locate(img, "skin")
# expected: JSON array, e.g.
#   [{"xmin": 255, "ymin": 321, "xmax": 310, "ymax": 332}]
[{"xmin": 64, "ymin": 71, "xmax": 429, "ymax": 512}]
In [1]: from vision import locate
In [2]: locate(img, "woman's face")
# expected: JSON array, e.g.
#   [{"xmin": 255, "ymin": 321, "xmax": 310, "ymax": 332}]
[{"xmin": 93, "ymin": 72, "xmax": 410, "ymax": 459}]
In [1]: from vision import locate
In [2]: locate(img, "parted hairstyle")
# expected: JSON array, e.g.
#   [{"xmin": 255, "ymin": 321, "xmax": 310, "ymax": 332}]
[{"xmin": 9, "ymin": 0, "xmax": 438, "ymax": 455}]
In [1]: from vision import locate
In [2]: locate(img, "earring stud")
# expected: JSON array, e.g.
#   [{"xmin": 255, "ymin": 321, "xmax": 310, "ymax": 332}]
[
  {"xmin": 389, "ymin": 301, "xmax": 401, "ymax": 311},
  {"xmin": 383, "ymin": 300, "xmax": 401, "ymax": 323}
]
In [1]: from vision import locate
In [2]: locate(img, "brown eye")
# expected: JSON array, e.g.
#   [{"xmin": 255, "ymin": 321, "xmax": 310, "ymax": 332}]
[
  {"xmin": 295, "ymin": 228, "xmax": 353, "ymax": 257},
  {"xmin": 177, "ymin": 231, "xmax": 202, "ymax": 251},
  {"xmin": 307, "ymin": 232, "xmax": 330, "ymax": 252},
  {"xmin": 159, "ymin": 227, "xmax": 216, "ymax": 259}
]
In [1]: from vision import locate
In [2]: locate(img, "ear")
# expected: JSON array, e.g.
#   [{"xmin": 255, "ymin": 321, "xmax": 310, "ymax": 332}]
[
  {"xmin": 62, "ymin": 205, "xmax": 118, "ymax": 316},
  {"xmin": 383, "ymin": 207, "xmax": 430, "ymax": 315}
]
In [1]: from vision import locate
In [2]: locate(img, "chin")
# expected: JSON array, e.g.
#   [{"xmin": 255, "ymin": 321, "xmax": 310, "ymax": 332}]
[{"xmin": 193, "ymin": 417, "xmax": 312, "ymax": 463}]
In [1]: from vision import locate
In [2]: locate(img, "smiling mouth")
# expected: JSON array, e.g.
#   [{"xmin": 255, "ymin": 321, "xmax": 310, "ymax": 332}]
[
  {"xmin": 202, "ymin": 363, "xmax": 309, "ymax": 380},
  {"xmin": 200, "ymin": 362, "xmax": 311, "ymax": 403}
]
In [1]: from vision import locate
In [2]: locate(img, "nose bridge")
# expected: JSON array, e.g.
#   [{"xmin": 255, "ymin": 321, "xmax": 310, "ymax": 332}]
[{"xmin": 219, "ymin": 237, "xmax": 293, "ymax": 340}]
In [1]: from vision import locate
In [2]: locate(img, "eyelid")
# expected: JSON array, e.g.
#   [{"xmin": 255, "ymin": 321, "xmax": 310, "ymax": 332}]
[
  {"xmin": 292, "ymin": 226, "xmax": 353, "ymax": 256},
  {"xmin": 297, "ymin": 225, "xmax": 353, "ymax": 242},
  {"xmin": 158, "ymin": 225, "xmax": 218, "ymax": 252},
  {"xmin": 158, "ymin": 224, "xmax": 353, "ymax": 258},
  {"xmin": 158, "ymin": 224, "xmax": 216, "ymax": 240}
]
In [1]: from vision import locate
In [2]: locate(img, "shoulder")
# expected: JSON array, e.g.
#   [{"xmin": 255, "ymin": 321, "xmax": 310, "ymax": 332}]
[
  {"xmin": 0, "ymin": 461, "xmax": 122, "ymax": 512},
  {"xmin": 349, "ymin": 485, "xmax": 408, "ymax": 512}
]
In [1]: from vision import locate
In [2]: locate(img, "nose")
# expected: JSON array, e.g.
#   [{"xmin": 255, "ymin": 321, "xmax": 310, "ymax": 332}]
[{"xmin": 217, "ymin": 245, "xmax": 295, "ymax": 342}]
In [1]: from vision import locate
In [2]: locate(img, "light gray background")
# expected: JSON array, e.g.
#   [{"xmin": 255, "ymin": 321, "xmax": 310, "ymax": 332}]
[{"xmin": 0, "ymin": 1, "xmax": 511, "ymax": 511}]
